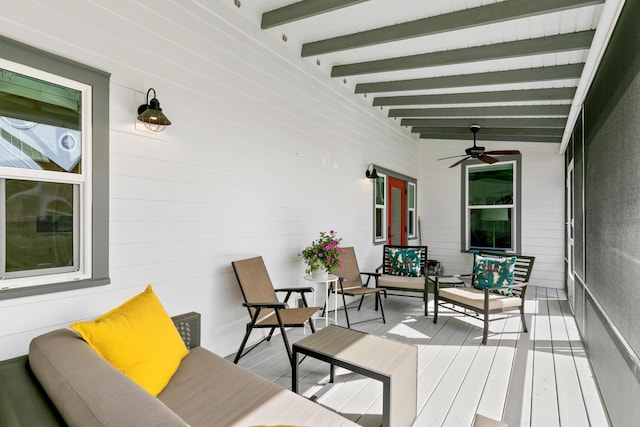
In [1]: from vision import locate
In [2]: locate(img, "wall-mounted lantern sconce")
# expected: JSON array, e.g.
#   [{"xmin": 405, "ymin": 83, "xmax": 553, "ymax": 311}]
[
  {"xmin": 365, "ymin": 164, "xmax": 379, "ymax": 179},
  {"xmin": 137, "ymin": 88, "xmax": 171, "ymax": 132}
]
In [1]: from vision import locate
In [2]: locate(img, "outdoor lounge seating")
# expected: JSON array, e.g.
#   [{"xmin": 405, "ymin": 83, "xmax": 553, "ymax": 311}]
[
  {"xmin": 433, "ymin": 252, "xmax": 535, "ymax": 344},
  {"xmin": 231, "ymin": 256, "xmax": 320, "ymax": 366},
  {"xmin": 0, "ymin": 310, "xmax": 358, "ymax": 427},
  {"xmin": 375, "ymin": 245, "xmax": 430, "ymax": 316},
  {"xmin": 325, "ymin": 246, "xmax": 386, "ymax": 328}
]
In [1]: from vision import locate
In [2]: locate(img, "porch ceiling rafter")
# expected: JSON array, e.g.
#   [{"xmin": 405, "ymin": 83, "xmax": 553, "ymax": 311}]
[
  {"xmin": 300, "ymin": 0, "xmax": 604, "ymax": 57},
  {"xmin": 400, "ymin": 118, "xmax": 567, "ymax": 128},
  {"xmin": 373, "ymin": 87, "xmax": 576, "ymax": 107},
  {"xmin": 355, "ymin": 64, "xmax": 585, "ymax": 94},
  {"xmin": 331, "ymin": 31, "xmax": 595, "ymax": 77},
  {"xmin": 411, "ymin": 127, "xmax": 564, "ymax": 137},
  {"xmin": 261, "ymin": 0, "xmax": 368, "ymax": 29},
  {"xmin": 388, "ymin": 105, "xmax": 571, "ymax": 118},
  {"xmin": 420, "ymin": 133, "xmax": 561, "ymax": 143}
]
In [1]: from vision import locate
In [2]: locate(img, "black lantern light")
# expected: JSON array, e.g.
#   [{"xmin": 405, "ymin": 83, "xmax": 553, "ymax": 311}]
[{"xmin": 137, "ymin": 88, "xmax": 171, "ymax": 132}]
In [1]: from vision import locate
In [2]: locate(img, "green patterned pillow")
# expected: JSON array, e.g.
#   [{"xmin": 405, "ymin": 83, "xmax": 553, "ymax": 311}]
[
  {"xmin": 388, "ymin": 248, "xmax": 422, "ymax": 277},
  {"xmin": 473, "ymin": 255, "xmax": 517, "ymax": 295}
]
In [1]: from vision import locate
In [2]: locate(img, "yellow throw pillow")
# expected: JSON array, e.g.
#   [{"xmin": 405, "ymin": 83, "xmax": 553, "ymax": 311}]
[{"xmin": 70, "ymin": 285, "xmax": 189, "ymax": 396}]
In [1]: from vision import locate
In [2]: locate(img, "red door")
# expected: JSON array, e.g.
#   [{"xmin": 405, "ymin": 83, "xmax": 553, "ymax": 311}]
[{"xmin": 387, "ymin": 177, "xmax": 406, "ymax": 245}]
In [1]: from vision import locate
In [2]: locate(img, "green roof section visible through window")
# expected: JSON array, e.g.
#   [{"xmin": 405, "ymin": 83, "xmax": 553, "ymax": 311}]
[{"xmin": 0, "ymin": 69, "xmax": 81, "ymax": 130}]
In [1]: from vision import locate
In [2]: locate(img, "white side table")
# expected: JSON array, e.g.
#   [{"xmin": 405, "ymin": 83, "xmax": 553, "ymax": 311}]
[{"xmin": 303, "ymin": 274, "xmax": 339, "ymax": 326}]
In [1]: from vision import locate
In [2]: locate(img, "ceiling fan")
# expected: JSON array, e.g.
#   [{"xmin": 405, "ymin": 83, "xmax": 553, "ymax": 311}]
[{"xmin": 438, "ymin": 124, "xmax": 521, "ymax": 168}]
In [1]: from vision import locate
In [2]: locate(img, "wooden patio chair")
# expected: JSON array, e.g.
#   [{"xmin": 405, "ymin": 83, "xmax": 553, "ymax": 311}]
[
  {"xmin": 375, "ymin": 245, "xmax": 430, "ymax": 316},
  {"xmin": 231, "ymin": 256, "xmax": 320, "ymax": 366},
  {"xmin": 325, "ymin": 247, "xmax": 386, "ymax": 328},
  {"xmin": 433, "ymin": 252, "xmax": 535, "ymax": 344}
]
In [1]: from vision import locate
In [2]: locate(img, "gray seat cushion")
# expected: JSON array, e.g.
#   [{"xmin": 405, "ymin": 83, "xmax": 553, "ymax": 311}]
[{"xmin": 159, "ymin": 347, "xmax": 358, "ymax": 427}]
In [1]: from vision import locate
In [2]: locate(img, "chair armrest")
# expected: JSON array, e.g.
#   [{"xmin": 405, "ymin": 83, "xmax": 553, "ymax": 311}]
[
  {"xmin": 437, "ymin": 273, "xmax": 473, "ymax": 279},
  {"xmin": 484, "ymin": 282, "xmax": 528, "ymax": 290},
  {"xmin": 361, "ymin": 271, "xmax": 381, "ymax": 278},
  {"xmin": 275, "ymin": 287, "xmax": 314, "ymax": 293},
  {"xmin": 242, "ymin": 302, "xmax": 287, "ymax": 309}
]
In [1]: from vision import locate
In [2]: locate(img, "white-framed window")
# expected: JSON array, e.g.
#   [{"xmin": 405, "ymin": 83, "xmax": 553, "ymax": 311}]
[
  {"xmin": 0, "ymin": 59, "xmax": 91, "ymax": 287},
  {"xmin": 407, "ymin": 181, "xmax": 416, "ymax": 239},
  {"xmin": 0, "ymin": 35, "xmax": 110, "ymax": 299},
  {"xmin": 373, "ymin": 172, "xmax": 387, "ymax": 243},
  {"xmin": 462, "ymin": 159, "xmax": 521, "ymax": 253}
]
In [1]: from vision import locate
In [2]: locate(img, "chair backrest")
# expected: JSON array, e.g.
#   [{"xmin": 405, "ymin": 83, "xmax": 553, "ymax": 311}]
[
  {"xmin": 476, "ymin": 252, "xmax": 536, "ymax": 295},
  {"xmin": 331, "ymin": 247, "xmax": 363, "ymax": 288},
  {"xmin": 381, "ymin": 245, "xmax": 428, "ymax": 277},
  {"xmin": 231, "ymin": 256, "xmax": 279, "ymax": 318}
]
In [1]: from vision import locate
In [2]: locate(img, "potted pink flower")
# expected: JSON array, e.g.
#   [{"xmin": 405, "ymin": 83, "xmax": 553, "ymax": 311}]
[{"xmin": 299, "ymin": 230, "xmax": 345, "ymax": 278}]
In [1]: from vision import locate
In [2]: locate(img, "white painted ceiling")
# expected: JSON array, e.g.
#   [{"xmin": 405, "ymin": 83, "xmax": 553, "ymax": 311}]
[{"xmin": 227, "ymin": 0, "xmax": 615, "ymax": 147}]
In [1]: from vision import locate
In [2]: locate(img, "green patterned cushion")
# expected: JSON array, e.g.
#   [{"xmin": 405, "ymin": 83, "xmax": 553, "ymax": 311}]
[
  {"xmin": 473, "ymin": 255, "xmax": 517, "ymax": 295},
  {"xmin": 388, "ymin": 248, "xmax": 422, "ymax": 277}
]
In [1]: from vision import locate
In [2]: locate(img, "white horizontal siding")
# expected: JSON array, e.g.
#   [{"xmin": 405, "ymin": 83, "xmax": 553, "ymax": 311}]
[{"xmin": 0, "ymin": 0, "xmax": 418, "ymax": 359}]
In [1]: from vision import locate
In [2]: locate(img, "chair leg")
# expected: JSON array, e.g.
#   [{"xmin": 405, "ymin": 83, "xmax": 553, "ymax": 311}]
[
  {"xmin": 357, "ymin": 295, "xmax": 365, "ymax": 311},
  {"xmin": 482, "ymin": 288, "xmax": 490, "ymax": 345},
  {"xmin": 482, "ymin": 315, "xmax": 489, "ymax": 345},
  {"xmin": 423, "ymin": 287, "xmax": 429, "ymax": 317},
  {"xmin": 520, "ymin": 306, "xmax": 528, "ymax": 333},
  {"xmin": 266, "ymin": 327, "xmax": 276, "ymax": 341},
  {"xmin": 433, "ymin": 286, "xmax": 439, "ymax": 323},
  {"xmin": 273, "ymin": 310, "xmax": 294, "ymax": 366},
  {"xmin": 341, "ymin": 291, "xmax": 351, "ymax": 328},
  {"xmin": 377, "ymin": 292, "xmax": 386, "ymax": 324},
  {"xmin": 235, "ymin": 308, "xmax": 265, "ymax": 363},
  {"xmin": 234, "ymin": 323, "xmax": 253, "ymax": 364}
]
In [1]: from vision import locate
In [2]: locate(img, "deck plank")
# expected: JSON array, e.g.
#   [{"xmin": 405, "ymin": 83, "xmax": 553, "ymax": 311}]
[
  {"xmin": 530, "ymin": 287, "xmax": 561, "ymax": 427},
  {"xmin": 547, "ymin": 288, "xmax": 590, "ymax": 427},
  {"xmin": 230, "ymin": 286, "xmax": 609, "ymax": 426}
]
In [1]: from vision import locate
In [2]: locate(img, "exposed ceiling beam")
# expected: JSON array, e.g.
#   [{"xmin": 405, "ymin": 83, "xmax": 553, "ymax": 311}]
[
  {"xmin": 355, "ymin": 64, "xmax": 584, "ymax": 94},
  {"xmin": 373, "ymin": 87, "xmax": 576, "ymax": 106},
  {"xmin": 331, "ymin": 30, "xmax": 595, "ymax": 77},
  {"xmin": 411, "ymin": 127, "xmax": 564, "ymax": 137},
  {"xmin": 389, "ymin": 105, "xmax": 571, "ymax": 118},
  {"xmin": 261, "ymin": 0, "xmax": 368, "ymax": 29},
  {"xmin": 301, "ymin": 0, "xmax": 603, "ymax": 56},
  {"xmin": 401, "ymin": 118, "xmax": 567, "ymax": 128},
  {"xmin": 420, "ymin": 133, "xmax": 561, "ymax": 143}
]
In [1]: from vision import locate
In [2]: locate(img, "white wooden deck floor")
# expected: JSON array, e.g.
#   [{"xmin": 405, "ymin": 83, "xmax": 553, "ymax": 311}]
[{"xmin": 230, "ymin": 287, "xmax": 610, "ymax": 427}]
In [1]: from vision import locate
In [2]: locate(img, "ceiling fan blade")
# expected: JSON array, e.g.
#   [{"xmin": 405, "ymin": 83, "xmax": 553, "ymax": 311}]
[
  {"xmin": 484, "ymin": 150, "xmax": 521, "ymax": 155},
  {"xmin": 480, "ymin": 155, "xmax": 499, "ymax": 164},
  {"xmin": 437, "ymin": 154, "xmax": 468, "ymax": 161},
  {"xmin": 449, "ymin": 156, "xmax": 471, "ymax": 168}
]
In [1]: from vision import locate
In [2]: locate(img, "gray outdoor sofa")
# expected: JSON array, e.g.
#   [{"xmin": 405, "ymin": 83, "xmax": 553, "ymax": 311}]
[{"xmin": 0, "ymin": 312, "xmax": 358, "ymax": 427}]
